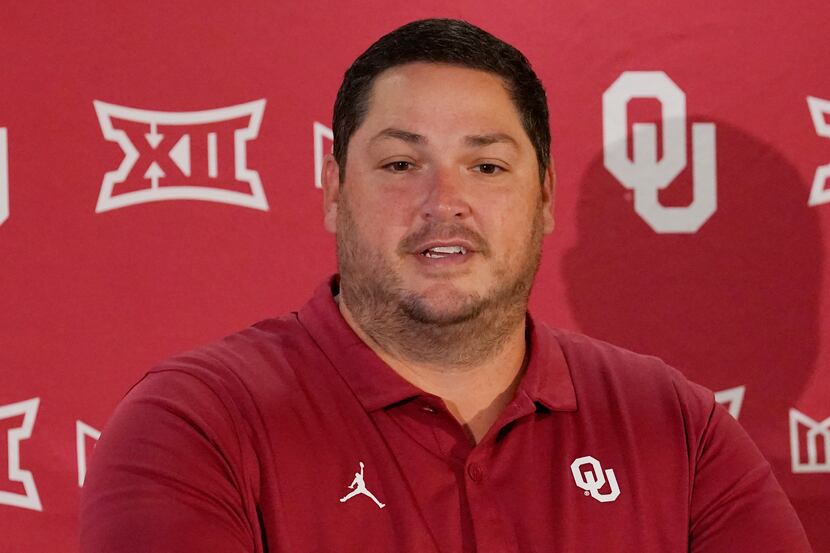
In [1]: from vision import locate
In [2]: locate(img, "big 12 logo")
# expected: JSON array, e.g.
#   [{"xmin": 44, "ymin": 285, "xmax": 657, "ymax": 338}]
[
  {"xmin": 807, "ymin": 96, "xmax": 830, "ymax": 207},
  {"xmin": 0, "ymin": 397, "xmax": 102, "ymax": 512},
  {"xmin": 603, "ymin": 72, "xmax": 717, "ymax": 233},
  {"xmin": 0, "ymin": 398, "xmax": 41, "ymax": 511},
  {"xmin": 93, "ymin": 100, "xmax": 269, "ymax": 213}
]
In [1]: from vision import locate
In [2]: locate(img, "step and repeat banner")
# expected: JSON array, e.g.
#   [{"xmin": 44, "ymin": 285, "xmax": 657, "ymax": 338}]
[{"xmin": 1, "ymin": 1, "xmax": 828, "ymax": 551}]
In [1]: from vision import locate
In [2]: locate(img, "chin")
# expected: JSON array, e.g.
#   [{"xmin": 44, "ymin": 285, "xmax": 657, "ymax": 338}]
[{"xmin": 399, "ymin": 287, "xmax": 484, "ymax": 326}]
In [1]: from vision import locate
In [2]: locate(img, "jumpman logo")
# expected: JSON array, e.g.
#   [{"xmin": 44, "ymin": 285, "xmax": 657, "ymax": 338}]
[{"xmin": 339, "ymin": 461, "xmax": 385, "ymax": 509}]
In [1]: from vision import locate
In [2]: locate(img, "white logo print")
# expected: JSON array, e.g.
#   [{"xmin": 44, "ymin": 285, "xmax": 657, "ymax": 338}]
[
  {"xmin": 0, "ymin": 398, "xmax": 42, "ymax": 511},
  {"xmin": 789, "ymin": 408, "xmax": 830, "ymax": 473},
  {"xmin": 339, "ymin": 461, "xmax": 385, "ymax": 509},
  {"xmin": 603, "ymin": 71, "xmax": 717, "ymax": 233},
  {"xmin": 76, "ymin": 420, "xmax": 101, "ymax": 487},
  {"xmin": 714, "ymin": 385, "xmax": 746, "ymax": 420},
  {"xmin": 0, "ymin": 127, "xmax": 8, "ymax": 226},
  {"xmin": 806, "ymin": 95, "xmax": 830, "ymax": 207},
  {"xmin": 313, "ymin": 121, "xmax": 333, "ymax": 189},
  {"xmin": 93, "ymin": 100, "xmax": 268, "ymax": 212},
  {"xmin": 571, "ymin": 455, "xmax": 620, "ymax": 503}
]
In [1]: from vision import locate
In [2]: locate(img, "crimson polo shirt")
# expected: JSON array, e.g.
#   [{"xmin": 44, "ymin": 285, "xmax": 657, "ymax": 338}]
[{"xmin": 80, "ymin": 278, "xmax": 812, "ymax": 553}]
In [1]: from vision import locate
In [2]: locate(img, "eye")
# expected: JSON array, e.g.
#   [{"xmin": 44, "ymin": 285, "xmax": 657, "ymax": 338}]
[
  {"xmin": 384, "ymin": 161, "xmax": 415, "ymax": 172},
  {"xmin": 475, "ymin": 163, "xmax": 504, "ymax": 175}
]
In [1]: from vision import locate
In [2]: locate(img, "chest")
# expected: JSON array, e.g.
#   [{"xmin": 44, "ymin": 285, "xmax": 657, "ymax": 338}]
[{"xmin": 252, "ymin": 405, "xmax": 692, "ymax": 553}]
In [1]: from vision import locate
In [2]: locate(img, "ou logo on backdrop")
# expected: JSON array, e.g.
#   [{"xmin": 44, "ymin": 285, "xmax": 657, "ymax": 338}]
[
  {"xmin": 603, "ymin": 71, "xmax": 717, "ymax": 233},
  {"xmin": 570, "ymin": 455, "xmax": 621, "ymax": 503}
]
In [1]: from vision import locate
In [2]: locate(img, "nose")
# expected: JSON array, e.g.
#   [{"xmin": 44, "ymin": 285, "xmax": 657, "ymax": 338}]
[{"xmin": 420, "ymin": 166, "xmax": 471, "ymax": 221}]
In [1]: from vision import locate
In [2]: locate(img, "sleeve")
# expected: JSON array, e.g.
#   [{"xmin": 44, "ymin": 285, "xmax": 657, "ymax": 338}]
[
  {"xmin": 79, "ymin": 369, "xmax": 261, "ymax": 553},
  {"xmin": 685, "ymin": 383, "xmax": 813, "ymax": 553}
]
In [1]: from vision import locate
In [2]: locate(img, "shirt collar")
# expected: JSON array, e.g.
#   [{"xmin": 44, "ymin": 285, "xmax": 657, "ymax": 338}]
[
  {"xmin": 519, "ymin": 317, "xmax": 578, "ymax": 412},
  {"xmin": 297, "ymin": 276, "xmax": 577, "ymax": 413}
]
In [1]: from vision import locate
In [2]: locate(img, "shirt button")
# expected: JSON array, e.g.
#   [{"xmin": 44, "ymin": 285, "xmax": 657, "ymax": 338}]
[{"xmin": 467, "ymin": 462, "xmax": 484, "ymax": 482}]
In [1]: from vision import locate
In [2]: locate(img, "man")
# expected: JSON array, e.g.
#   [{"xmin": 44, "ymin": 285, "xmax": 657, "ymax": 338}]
[{"xmin": 80, "ymin": 19, "xmax": 812, "ymax": 552}]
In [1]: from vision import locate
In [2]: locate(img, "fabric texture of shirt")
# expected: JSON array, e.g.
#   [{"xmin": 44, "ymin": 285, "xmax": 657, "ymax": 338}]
[{"xmin": 80, "ymin": 277, "xmax": 813, "ymax": 552}]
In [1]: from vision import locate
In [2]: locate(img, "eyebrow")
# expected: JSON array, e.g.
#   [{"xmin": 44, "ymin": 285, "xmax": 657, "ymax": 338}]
[
  {"xmin": 370, "ymin": 128, "xmax": 426, "ymax": 145},
  {"xmin": 463, "ymin": 133, "xmax": 519, "ymax": 149},
  {"xmin": 369, "ymin": 128, "xmax": 519, "ymax": 149}
]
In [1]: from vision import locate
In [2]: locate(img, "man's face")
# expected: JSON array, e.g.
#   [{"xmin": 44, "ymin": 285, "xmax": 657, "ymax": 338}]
[{"xmin": 323, "ymin": 62, "xmax": 554, "ymax": 326}]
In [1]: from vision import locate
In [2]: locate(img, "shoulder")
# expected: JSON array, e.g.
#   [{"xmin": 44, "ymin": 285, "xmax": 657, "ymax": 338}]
[
  {"xmin": 544, "ymin": 325, "xmax": 715, "ymax": 423},
  {"xmin": 150, "ymin": 313, "xmax": 319, "ymax": 386},
  {"xmin": 541, "ymin": 325, "xmax": 723, "ymax": 477},
  {"xmin": 123, "ymin": 313, "xmax": 327, "ymax": 427},
  {"xmin": 97, "ymin": 313, "xmax": 330, "ymax": 473},
  {"xmin": 546, "ymin": 325, "xmax": 685, "ymax": 380}
]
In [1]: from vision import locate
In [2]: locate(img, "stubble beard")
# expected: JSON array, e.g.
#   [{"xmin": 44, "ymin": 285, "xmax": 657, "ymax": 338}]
[{"xmin": 336, "ymin": 190, "xmax": 544, "ymax": 368}]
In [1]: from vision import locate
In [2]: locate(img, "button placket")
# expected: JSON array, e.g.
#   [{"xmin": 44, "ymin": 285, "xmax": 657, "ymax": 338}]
[
  {"xmin": 463, "ymin": 453, "xmax": 519, "ymax": 552},
  {"xmin": 467, "ymin": 462, "xmax": 484, "ymax": 482}
]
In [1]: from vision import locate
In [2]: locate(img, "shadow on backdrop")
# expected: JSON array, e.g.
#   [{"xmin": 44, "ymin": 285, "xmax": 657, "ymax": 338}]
[
  {"xmin": 562, "ymin": 118, "xmax": 823, "ymax": 541},
  {"xmin": 563, "ymin": 118, "xmax": 821, "ymax": 428}
]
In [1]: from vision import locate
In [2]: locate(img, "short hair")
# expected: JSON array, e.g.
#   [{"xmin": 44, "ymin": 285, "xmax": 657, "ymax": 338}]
[{"xmin": 332, "ymin": 18, "xmax": 551, "ymax": 184}]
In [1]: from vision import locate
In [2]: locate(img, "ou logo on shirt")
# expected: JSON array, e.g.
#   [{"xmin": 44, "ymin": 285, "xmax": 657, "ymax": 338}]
[
  {"xmin": 602, "ymin": 71, "xmax": 717, "ymax": 234},
  {"xmin": 571, "ymin": 456, "xmax": 621, "ymax": 503}
]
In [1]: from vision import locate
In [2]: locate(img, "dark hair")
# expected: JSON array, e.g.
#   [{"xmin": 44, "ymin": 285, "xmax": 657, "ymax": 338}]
[{"xmin": 332, "ymin": 18, "xmax": 551, "ymax": 183}]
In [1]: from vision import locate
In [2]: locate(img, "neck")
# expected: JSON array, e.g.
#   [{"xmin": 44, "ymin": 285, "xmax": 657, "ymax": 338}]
[{"xmin": 337, "ymin": 293, "xmax": 529, "ymax": 443}]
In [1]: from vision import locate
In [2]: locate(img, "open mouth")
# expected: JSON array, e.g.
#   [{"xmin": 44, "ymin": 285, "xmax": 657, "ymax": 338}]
[{"xmin": 421, "ymin": 245, "xmax": 468, "ymax": 259}]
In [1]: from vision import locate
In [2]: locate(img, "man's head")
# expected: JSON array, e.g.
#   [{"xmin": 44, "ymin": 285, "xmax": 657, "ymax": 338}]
[
  {"xmin": 332, "ymin": 18, "xmax": 551, "ymax": 185},
  {"xmin": 321, "ymin": 19, "xmax": 554, "ymax": 366}
]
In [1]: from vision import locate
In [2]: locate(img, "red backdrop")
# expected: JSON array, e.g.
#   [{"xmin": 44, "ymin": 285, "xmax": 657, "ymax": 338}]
[{"xmin": 1, "ymin": 2, "xmax": 828, "ymax": 551}]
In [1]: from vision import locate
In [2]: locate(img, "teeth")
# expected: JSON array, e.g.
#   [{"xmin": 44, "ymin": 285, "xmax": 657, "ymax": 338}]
[
  {"xmin": 423, "ymin": 245, "xmax": 467, "ymax": 258},
  {"xmin": 430, "ymin": 246, "xmax": 466, "ymax": 254}
]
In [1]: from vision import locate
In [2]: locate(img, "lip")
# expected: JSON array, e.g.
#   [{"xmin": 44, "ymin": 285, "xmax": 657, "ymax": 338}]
[
  {"xmin": 409, "ymin": 239, "xmax": 478, "ymax": 269},
  {"xmin": 411, "ymin": 239, "xmax": 477, "ymax": 255},
  {"xmin": 412, "ymin": 250, "xmax": 474, "ymax": 267}
]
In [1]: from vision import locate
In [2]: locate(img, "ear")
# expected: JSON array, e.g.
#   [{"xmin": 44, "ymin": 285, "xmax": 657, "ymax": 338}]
[
  {"xmin": 541, "ymin": 162, "xmax": 556, "ymax": 234},
  {"xmin": 321, "ymin": 154, "xmax": 341, "ymax": 234}
]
